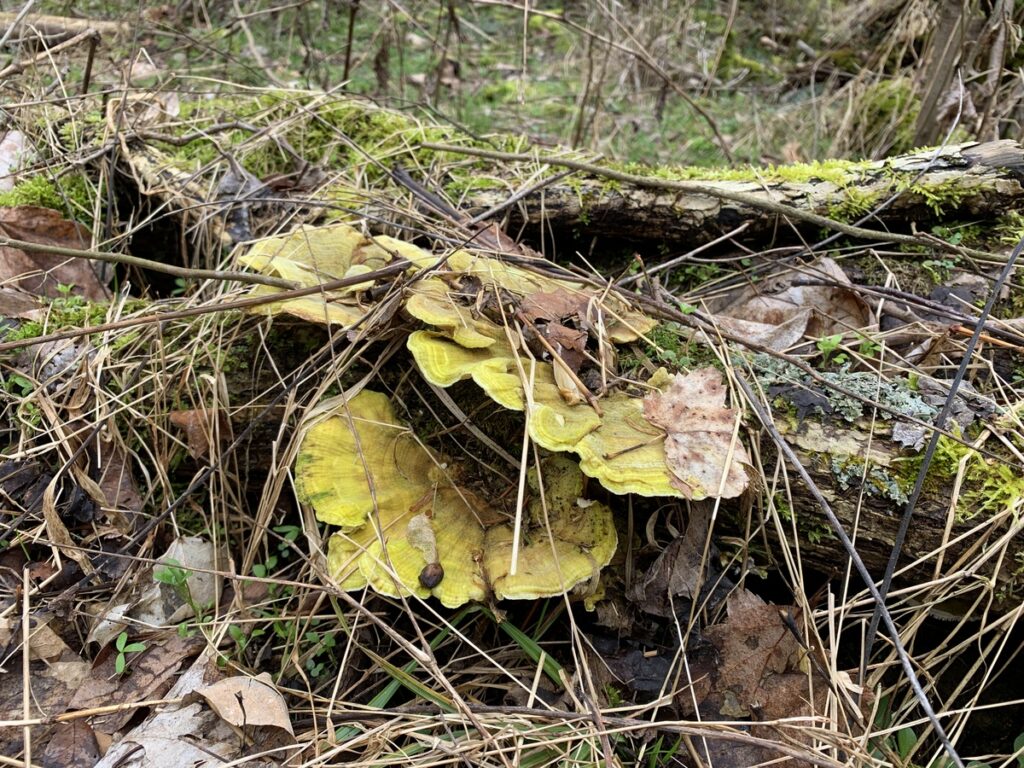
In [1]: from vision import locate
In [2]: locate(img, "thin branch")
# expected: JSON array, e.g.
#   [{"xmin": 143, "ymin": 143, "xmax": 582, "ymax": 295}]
[{"xmin": 0, "ymin": 235, "xmax": 296, "ymax": 289}]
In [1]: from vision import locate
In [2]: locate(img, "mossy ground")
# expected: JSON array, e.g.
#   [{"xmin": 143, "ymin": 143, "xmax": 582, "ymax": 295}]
[{"xmin": 0, "ymin": 173, "xmax": 97, "ymax": 224}]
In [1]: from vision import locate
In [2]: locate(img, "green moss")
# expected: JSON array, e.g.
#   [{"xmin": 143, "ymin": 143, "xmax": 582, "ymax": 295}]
[
  {"xmin": 929, "ymin": 434, "xmax": 1024, "ymax": 521},
  {"xmin": 773, "ymin": 496, "xmax": 793, "ymax": 522},
  {"xmin": 995, "ymin": 211, "xmax": 1024, "ymax": 246},
  {"xmin": 883, "ymin": 429, "xmax": 1024, "ymax": 522},
  {"xmin": 0, "ymin": 175, "xmax": 66, "ymax": 209},
  {"xmin": 0, "ymin": 174, "xmax": 94, "ymax": 223},
  {"xmin": 2, "ymin": 294, "xmax": 149, "ymax": 345},
  {"xmin": 828, "ymin": 185, "xmax": 882, "ymax": 222},
  {"xmin": 146, "ymin": 93, "xmax": 482, "ymax": 185},
  {"xmin": 218, "ymin": 333, "xmax": 252, "ymax": 375},
  {"xmin": 620, "ymin": 322, "xmax": 720, "ymax": 376},
  {"xmin": 897, "ymin": 176, "xmax": 971, "ymax": 217},
  {"xmin": 610, "ymin": 156, "xmax": 870, "ymax": 186},
  {"xmin": 851, "ymin": 78, "xmax": 920, "ymax": 154}
]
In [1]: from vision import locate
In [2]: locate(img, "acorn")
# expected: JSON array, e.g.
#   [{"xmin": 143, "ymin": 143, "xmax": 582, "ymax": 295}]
[{"xmin": 418, "ymin": 561, "xmax": 445, "ymax": 589}]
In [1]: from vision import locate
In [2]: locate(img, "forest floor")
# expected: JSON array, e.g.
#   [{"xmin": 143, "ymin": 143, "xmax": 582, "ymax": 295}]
[{"xmin": 1, "ymin": 2, "xmax": 1024, "ymax": 768}]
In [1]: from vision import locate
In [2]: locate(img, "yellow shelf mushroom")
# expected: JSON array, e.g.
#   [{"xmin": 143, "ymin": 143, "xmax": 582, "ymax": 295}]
[
  {"xmin": 297, "ymin": 390, "xmax": 617, "ymax": 607},
  {"xmin": 241, "ymin": 223, "xmax": 752, "ymax": 602},
  {"xmin": 237, "ymin": 222, "xmax": 437, "ymax": 326}
]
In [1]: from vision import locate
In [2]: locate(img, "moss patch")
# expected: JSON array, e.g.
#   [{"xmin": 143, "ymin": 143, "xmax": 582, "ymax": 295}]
[{"xmin": 0, "ymin": 174, "xmax": 95, "ymax": 223}]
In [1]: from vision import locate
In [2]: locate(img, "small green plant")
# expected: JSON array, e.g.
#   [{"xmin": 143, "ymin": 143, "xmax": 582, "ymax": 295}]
[
  {"xmin": 303, "ymin": 627, "xmax": 338, "ymax": 678},
  {"xmin": 227, "ymin": 622, "xmax": 265, "ymax": 659},
  {"xmin": 857, "ymin": 333, "xmax": 881, "ymax": 358},
  {"xmin": 251, "ymin": 555, "xmax": 277, "ymax": 579},
  {"xmin": 921, "ymin": 257, "xmax": 956, "ymax": 284},
  {"xmin": 153, "ymin": 558, "xmax": 190, "ymax": 602},
  {"xmin": 273, "ymin": 524, "xmax": 302, "ymax": 558},
  {"xmin": 4, "ymin": 373, "xmax": 34, "ymax": 397},
  {"xmin": 114, "ymin": 631, "xmax": 146, "ymax": 676},
  {"xmin": 816, "ymin": 334, "xmax": 847, "ymax": 365}
]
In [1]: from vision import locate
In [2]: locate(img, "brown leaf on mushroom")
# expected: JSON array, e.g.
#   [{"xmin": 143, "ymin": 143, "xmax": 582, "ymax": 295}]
[{"xmin": 643, "ymin": 368, "xmax": 750, "ymax": 499}]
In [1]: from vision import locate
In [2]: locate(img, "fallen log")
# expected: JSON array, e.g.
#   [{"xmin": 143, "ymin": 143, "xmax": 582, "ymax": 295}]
[
  {"xmin": 449, "ymin": 139, "xmax": 1024, "ymax": 249},
  {"xmin": 4, "ymin": 92, "xmax": 1023, "ymax": 614},
  {"xmin": 0, "ymin": 12, "xmax": 127, "ymax": 40}
]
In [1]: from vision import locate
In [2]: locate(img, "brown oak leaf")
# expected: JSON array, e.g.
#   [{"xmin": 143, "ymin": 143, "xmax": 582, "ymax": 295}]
[{"xmin": 643, "ymin": 368, "xmax": 750, "ymax": 499}]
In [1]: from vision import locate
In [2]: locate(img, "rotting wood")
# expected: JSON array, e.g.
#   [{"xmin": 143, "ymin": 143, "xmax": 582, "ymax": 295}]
[
  {"xmin": 10, "ymin": 95, "xmax": 1023, "ymax": 612},
  {"xmin": 461, "ymin": 140, "xmax": 1024, "ymax": 248},
  {"xmin": 68, "ymin": 305, "xmax": 1018, "ymax": 611},
  {"xmin": 0, "ymin": 12, "xmax": 127, "ymax": 40},
  {"xmin": 768, "ymin": 415, "xmax": 1023, "ymax": 613}
]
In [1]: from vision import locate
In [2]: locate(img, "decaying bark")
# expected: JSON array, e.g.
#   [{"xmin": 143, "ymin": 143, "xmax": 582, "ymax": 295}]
[
  {"xmin": 465, "ymin": 140, "xmax": 1024, "ymax": 248},
  {"xmin": 772, "ymin": 416, "xmax": 1022, "ymax": 609}
]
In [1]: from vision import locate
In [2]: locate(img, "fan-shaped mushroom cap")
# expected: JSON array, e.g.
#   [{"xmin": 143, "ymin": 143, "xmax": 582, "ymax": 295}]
[{"xmin": 302, "ymin": 391, "xmax": 617, "ymax": 606}]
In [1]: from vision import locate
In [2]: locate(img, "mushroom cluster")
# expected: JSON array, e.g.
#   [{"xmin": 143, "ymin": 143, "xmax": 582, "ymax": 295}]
[
  {"xmin": 242, "ymin": 223, "xmax": 750, "ymax": 605},
  {"xmin": 296, "ymin": 390, "xmax": 617, "ymax": 606}
]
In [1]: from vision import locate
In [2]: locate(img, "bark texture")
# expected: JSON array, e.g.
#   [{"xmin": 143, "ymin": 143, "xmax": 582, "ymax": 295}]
[{"xmin": 466, "ymin": 140, "xmax": 1024, "ymax": 247}]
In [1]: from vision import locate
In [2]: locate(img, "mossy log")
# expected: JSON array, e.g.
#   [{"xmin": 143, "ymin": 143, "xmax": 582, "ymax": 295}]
[
  {"xmin": 24, "ymin": 92, "xmax": 1022, "ymax": 608},
  {"xmin": 3, "ymin": 293, "xmax": 1019, "ymax": 611},
  {"xmin": 771, "ymin": 415, "xmax": 1024, "ymax": 611},
  {"xmin": 96, "ymin": 90, "xmax": 1024, "ymax": 257},
  {"xmin": 463, "ymin": 140, "xmax": 1024, "ymax": 248}
]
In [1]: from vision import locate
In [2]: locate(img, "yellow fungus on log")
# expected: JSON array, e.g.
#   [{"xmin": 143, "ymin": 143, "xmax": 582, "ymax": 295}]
[{"xmin": 302, "ymin": 391, "xmax": 616, "ymax": 607}]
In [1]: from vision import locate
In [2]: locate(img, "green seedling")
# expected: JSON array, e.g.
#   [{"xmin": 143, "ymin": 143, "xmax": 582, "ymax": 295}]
[
  {"xmin": 114, "ymin": 631, "xmax": 146, "ymax": 676},
  {"xmin": 816, "ymin": 334, "xmax": 847, "ymax": 365}
]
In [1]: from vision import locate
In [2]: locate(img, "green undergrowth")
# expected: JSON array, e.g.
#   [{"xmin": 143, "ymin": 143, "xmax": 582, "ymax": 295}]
[
  {"xmin": 0, "ymin": 173, "xmax": 96, "ymax": 225},
  {"xmin": 619, "ymin": 321, "xmax": 722, "ymax": 377},
  {"xmin": 917, "ymin": 430, "xmax": 1024, "ymax": 522},
  {"xmin": 1, "ymin": 293, "xmax": 151, "ymax": 355}
]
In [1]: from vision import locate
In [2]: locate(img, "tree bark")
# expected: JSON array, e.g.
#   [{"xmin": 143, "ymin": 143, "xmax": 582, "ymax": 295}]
[
  {"xmin": 770, "ymin": 416, "xmax": 1023, "ymax": 612},
  {"xmin": 464, "ymin": 140, "xmax": 1024, "ymax": 248}
]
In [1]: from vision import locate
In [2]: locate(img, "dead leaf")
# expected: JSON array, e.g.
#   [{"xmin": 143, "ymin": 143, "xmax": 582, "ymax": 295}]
[
  {"xmin": 628, "ymin": 503, "xmax": 731, "ymax": 617},
  {"xmin": 0, "ymin": 656, "xmax": 90, "ymax": 759},
  {"xmin": 196, "ymin": 672, "xmax": 294, "ymax": 740},
  {"xmin": 520, "ymin": 289, "xmax": 588, "ymax": 324},
  {"xmin": 95, "ymin": 653, "xmax": 286, "ymax": 767},
  {"xmin": 42, "ymin": 479, "xmax": 94, "ymax": 574},
  {"xmin": 169, "ymin": 408, "xmax": 231, "ymax": 460},
  {"xmin": 0, "ymin": 207, "xmax": 108, "ymax": 300},
  {"xmin": 40, "ymin": 721, "xmax": 101, "ymax": 768},
  {"xmin": 0, "ymin": 286, "xmax": 43, "ymax": 319},
  {"xmin": 708, "ymin": 257, "xmax": 874, "ymax": 351},
  {"xmin": 643, "ymin": 368, "xmax": 750, "ymax": 499},
  {"xmin": 96, "ymin": 428, "xmax": 143, "ymax": 531},
  {"xmin": 542, "ymin": 322, "xmax": 588, "ymax": 370},
  {"xmin": 701, "ymin": 589, "xmax": 809, "ymax": 719}
]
